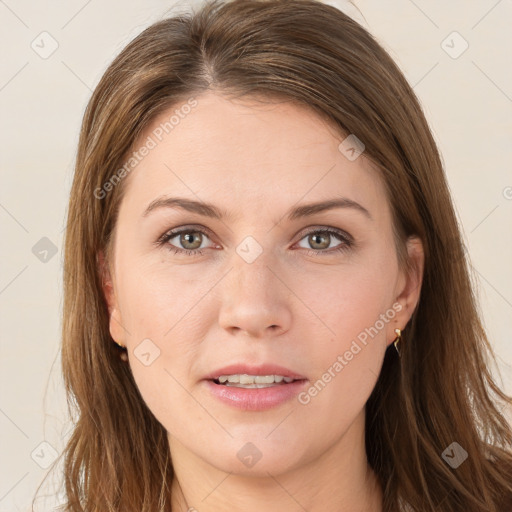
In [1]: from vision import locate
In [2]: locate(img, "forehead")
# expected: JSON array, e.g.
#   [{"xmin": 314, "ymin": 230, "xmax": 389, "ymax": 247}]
[{"xmin": 118, "ymin": 91, "xmax": 388, "ymax": 221}]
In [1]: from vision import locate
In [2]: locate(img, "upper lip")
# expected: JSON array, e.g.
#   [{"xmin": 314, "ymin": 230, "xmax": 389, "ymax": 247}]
[{"xmin": 204, "ymin": 363, "xmax": 307, "ymax": 381}]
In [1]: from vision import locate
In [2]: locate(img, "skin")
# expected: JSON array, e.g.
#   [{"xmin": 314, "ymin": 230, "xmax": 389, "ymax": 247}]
[{"xmin": 101, "ymin": 91, "xmax": 424, "ymax": 511}]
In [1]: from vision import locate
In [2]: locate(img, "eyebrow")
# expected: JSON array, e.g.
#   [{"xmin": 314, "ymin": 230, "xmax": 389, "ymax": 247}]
[{"xmin": 142, "ymin": 196, "xmax": 373, "ymax": 221}]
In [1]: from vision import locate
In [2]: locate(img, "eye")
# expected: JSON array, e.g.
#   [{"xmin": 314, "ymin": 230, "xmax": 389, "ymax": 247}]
[
  {"xmin": 156, "ymin": 226, "xmax": 216, "ymax": 256},
  {"xmin": 295, "ymin": 227, "xmax": 353, "ymax": 255}
]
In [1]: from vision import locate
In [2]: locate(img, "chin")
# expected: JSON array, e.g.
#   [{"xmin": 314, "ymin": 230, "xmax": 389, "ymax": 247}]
[{"xmin": 201, "ymin": 440, "xmax": 305, "ymax": 477}]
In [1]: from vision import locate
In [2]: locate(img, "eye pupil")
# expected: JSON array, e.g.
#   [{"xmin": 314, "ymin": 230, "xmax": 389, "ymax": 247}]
[
  {"xmin": 181, "ymin": 232, "xmax": 202, "ymax": 250},
  {"xmin": 309, "ymin": 232, "xmax": 330, "ymax": 250}
]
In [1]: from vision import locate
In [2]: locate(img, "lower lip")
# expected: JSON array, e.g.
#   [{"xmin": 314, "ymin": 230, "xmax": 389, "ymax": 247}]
[{"xmin": 204, "ymin": 379, "xmax": 308, "ymax": 411}]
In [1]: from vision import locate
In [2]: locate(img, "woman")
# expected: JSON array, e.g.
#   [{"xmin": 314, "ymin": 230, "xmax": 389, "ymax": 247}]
[{"xmin": 50, "ymin": 0, "xmax": 512, "ymax": 510}]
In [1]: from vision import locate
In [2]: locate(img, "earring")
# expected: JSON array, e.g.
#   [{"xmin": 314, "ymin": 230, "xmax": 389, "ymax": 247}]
[
  {"xmin": 113, "ymin": 340, "xmax": 128, "ymax": 362},
  {"xmin": 393, "ymin": 328, "xmax": 402, "ymax": 357}
]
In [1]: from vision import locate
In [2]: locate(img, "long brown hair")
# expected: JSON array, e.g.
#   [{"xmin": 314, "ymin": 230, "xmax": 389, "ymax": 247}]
[{"xmin": 44, "ymin": 0, "xmax": 512, "ymax": 510}]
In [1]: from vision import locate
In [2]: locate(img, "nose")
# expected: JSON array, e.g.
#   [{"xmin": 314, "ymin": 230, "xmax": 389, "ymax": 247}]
[{"xmin": 217, "ymin": 253, "xmax": 292, "ymax": 339}]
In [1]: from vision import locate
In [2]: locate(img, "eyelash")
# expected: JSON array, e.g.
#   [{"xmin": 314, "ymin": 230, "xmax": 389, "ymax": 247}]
[{"xmin": 155, "ymin": 225, "xmax": 354, "ymax": 257}]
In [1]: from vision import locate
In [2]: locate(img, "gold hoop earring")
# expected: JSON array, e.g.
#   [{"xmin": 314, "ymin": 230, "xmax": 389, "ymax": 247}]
[
  {"xmin": 113, "ymin": 340, "xmax": 128, "ymax": 362},
  {"xmin": 393, "ymin": 328, "xmax": 402, "ymax": 357}
]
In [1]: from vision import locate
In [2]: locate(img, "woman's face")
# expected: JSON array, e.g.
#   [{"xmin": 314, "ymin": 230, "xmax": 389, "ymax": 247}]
[{"xmin": 102, "ymin": 91, "xmax": 423, "ymax": 476}]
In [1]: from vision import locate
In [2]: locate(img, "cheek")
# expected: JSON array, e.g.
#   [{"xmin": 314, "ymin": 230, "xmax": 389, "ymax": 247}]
[
  {"xmin": 129, "ymin": 355, "xmax": 203, "ymax": 438},
  {"xmin": 294, "ymin": 258, "xmax": 395, "ymax": 410},
  {"xmin": 116, "ymin": 256, "xmax": 217, "ymax": 341},
  {"xmin": 300, "ymin": 257, "xmax": 396, "ymax": 348},
  {"xmin": 118, "ymin": 264, "xmax": 226, "ymax": 426}
]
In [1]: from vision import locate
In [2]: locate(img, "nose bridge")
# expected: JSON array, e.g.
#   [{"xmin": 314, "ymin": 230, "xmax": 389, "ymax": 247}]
[
  {"xmin": 231, "ymin": 233, "xmax": 279, "ymax": 293},
  {"xmin": 217, "ymin": 239, "xmax": 292, "ymax": 337}
]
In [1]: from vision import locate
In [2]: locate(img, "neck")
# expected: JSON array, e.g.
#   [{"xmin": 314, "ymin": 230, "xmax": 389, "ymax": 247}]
[{"xmin": 169, "ymin": 410, "xmax": 383, "ymax": 512}]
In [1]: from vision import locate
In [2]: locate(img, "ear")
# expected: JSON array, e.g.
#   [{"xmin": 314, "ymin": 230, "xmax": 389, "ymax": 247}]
[
  {"xmin": 388, "ymin": 236, "xmax": 424, "ymax": 346},
  {"xmin": 98, "ymin": 249, "xmax": 126, "ymax": 346}
]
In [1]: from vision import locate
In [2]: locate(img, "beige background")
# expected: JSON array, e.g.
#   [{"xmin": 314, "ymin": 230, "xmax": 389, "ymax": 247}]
[{"xmin": 0, "ymin": 0, "xmax": 511, "ymax": 509}]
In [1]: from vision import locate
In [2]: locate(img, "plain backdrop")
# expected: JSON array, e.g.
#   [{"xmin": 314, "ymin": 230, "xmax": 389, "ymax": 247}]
[{"xmin": 0, "ymin": 0, "xmax": 511, "ymax": 510}]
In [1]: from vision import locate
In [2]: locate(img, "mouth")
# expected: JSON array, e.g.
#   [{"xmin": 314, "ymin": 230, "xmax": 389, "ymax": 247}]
[
  {"xmin": 203, "ymin": 364, "xmax": 308, "ymax": 410},
  {"xmin": 204, "ymin": 363, "xmax": 307, "ymax": 387},
  {"xmin": 211, "ymin": 374, "xmax": 306, "ymax": 389},
  {"xmin": 205, "ymin": 375, "xmax": 308, "ymax": 411}
]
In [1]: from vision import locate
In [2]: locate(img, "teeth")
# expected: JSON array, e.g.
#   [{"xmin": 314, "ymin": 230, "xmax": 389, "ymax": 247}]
[
  {"xmin": 215, "ymin": 374, "xmax": 298, "ymax": 385},
  {"xmin": 225, "ymin": 382, "xmax": 278, "ymax": 388}
]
